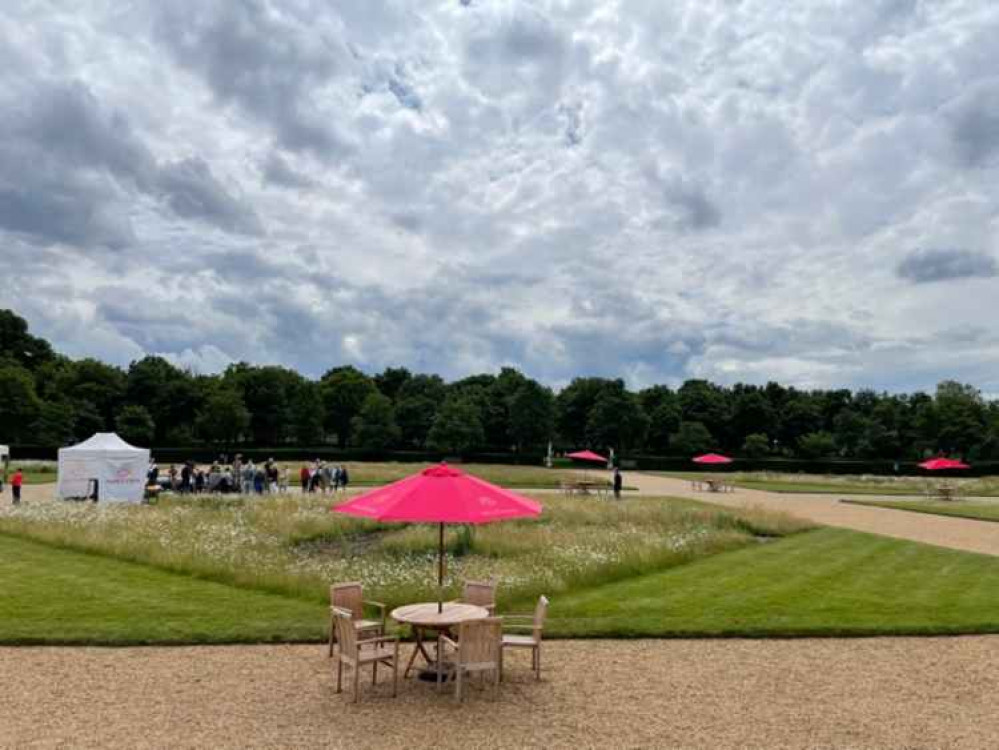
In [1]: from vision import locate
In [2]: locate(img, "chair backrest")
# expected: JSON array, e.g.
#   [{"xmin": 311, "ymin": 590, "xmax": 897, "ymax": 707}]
[
  {"xmin": 457, "ymin": 617, "xmax": 502, "ymax": 666},
  {"xmin": 331, "ymin": 582, "xmax": 364, "ymax": 620},
  {"xmin": 533, "ymin": 595, "xmax": 549, "ymax": 641},
  {"xmin": 462, "ymin": 580, "xmax": 496, "ymax": 609},
  {"xmin": 332, "ymin": 607, "xmax": 357, "ymax": 657}
]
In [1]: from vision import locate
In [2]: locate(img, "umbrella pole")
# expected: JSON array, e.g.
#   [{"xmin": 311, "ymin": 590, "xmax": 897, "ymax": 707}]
[{"xmin": 438, "ymin": 522, "xmax": 444, "ymax": 613}]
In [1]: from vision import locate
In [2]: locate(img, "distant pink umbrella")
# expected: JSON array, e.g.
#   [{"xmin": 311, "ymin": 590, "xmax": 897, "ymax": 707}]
[
  {"xmin": 566, "ymin": 450, "xmax": 608, "ymax": 464},
  {"xmin": 332, "ymin": 463, "xmax": 542, "ymax": 611},
  {"xmin": 918, "ymin": 458, "xmax": 970, "ymax": 471},
  {"xmin": 692, "ymin": 453, "xmax": 733, "ymax": 465}
]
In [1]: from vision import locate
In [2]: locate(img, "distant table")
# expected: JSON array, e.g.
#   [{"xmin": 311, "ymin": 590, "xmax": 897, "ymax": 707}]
[
  {"xmin": 391, "ymin": 602, "xmax": 489, "ymax": 678},
  {"xmin": 936, "ymin": 485, "xmax": 956, "ymax": 501},
  {"xmin": 567, "ymin": 480, "xmax": 610, "ymax": 497},
  {"xmin": 705, "ymin": 479, "xmax": 724, "ymax": 493}
]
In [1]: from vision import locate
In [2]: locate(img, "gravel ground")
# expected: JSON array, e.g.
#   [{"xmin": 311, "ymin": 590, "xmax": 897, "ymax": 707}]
[
  {"xmin": 2, "ymin": 638, "xmax": 998, "ymax": 749},
  {"xmin": 630, "ymin": 473, "xmax": 999, "ymax": 557}
]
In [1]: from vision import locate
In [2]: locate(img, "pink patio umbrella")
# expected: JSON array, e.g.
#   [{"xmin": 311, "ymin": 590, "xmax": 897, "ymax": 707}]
[
  {"xmin": 918, "ymin": 457, "xmax": 970, "ymax": 471},
  {"xmin": 692, "ymin": 453, "xmax": 734, "ymax": 465},
  {"xmin": 332, "ymin": 463, "xmax": 542, "ymax": 612},
  {"xmin": 566, "ymin": 450, "xmax": 608, "ymax": 464}
]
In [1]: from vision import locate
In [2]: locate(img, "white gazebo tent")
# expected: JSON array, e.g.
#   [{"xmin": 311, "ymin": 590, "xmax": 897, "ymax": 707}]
[{"xmin": 57, "ymin": 433, "xmax": 150, "ymax": 503}]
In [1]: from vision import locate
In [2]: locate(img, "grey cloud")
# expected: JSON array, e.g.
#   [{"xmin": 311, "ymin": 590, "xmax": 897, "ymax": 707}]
[
  {"xmin": 952, "ymin": 86, "xmax": 999, "ymax": 167},
  {"xmin": 156, "ymin": 158, "xmax": 263, "ymax": 235},
  {"xmin": 897, "ymin": 249, "xmax": 997, "ymax": 284},
  {"xmin": 261, "ymin": 152, "xmax": 315, "ymax": 189},
  {"xmin": 155, "ymin": 1, "xmax": 349, "ymax": 156}
]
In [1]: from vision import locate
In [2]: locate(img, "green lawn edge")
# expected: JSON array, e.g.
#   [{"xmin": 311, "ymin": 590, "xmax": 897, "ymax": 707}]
[{"xmin": 841, "ymin": 498, "xmax": 999, "ymax": 524}]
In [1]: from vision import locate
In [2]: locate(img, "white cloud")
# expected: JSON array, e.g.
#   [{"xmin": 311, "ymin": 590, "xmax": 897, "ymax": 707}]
[{"xmin": 2, "ymin": 0, "xmax": 999, "ymax": 393}]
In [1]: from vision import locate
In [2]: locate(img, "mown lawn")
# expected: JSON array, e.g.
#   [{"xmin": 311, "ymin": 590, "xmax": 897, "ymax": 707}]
[
  {"xmin": 843, "ymin": 498, "xmax": 999, "ymax": 523},
  {"xmin": 657, "ymin": 471, "xmax": 999, "ymax": 497},
  {"xmin": 547, "ymin": 527, "xmax": 999, "ymax": 637},
  {"xmin": 0, "ymin": 532, "xmax": 326, "ymax": 645},
  {"xmin": 5, "ymin": 471, "xmax": 56, "ymax": 485}
]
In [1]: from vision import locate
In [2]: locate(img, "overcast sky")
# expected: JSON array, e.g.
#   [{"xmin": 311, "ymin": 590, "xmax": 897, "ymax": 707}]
[{"xmin": 2, "ymin": 1, "xmax": 998, "ymax": 392}]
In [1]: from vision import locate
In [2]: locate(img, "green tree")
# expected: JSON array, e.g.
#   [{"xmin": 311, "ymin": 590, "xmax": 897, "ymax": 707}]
[
  {"xmin": 224, "ymin": 363, "xmax": 302, "ymax": 444},
  {"xmin": 556, "ymin": 377, "xmax": 613, "ymax": 447},
  {"xmin": 373, "ymin": 367, "xmax": 411, "ymax": 402},
  {"xmin": 0, "ymin": 364, "xmax": 42, "ymax": 443},
  {"xmin": 585, "ymin": 385, "xmax": 650, "ymax": 452},
  {"xmin": 427, "ymin": 396, "xmax": 485, "ymax": 454},
  {"xmin": 115, "ymin": 404, "xmax": 155, "ymax": 445},
  {"xmin": 508, "ymin": 380, "xmax": 555, "ymax": 451},
  {"xmin": 670, "ymin": 421, "xmax": 713, "ymax": 456},
  {"xmin": 640, "ymin": 386, "xmax": 680, "ymax": 454},
  {"xmin": 934, "ymin": 381, "xmax": 986, "ymax": 456},
  {"xmin": 0, "ymin": 309, "xmax": 55, "ymax": 371},
  {"xmin": 352, "ymin": 393, "xmax": 401, "ymax": 451},
  {"xmin": 395, "ymin": 374, "xmax": 446, "ymax": 448},
  {"xmin": 34, "ymin": 400, "xmax": 77, "ymax": 446},
  {"xmin": 798, "ymin": 431, "xmax": 837, "ymax": 459},
  {"xmin": 731, "ymin": 387, "xmax": 777, "ymax": 445},
  {"xmin": 289, "ymin": 381, "xmax": 324, "ymax": 444},
  {"xmin": 678, "ymin": 380, "xmax": 731, "ymax": 443},
  {"xmin": 320, "ymin": 366, "xmax": 377, "ymax": 446},
  {"xmin": 196, "ymin": 389, "xmax": 250, "ymax": 445},
  {"xmin": 742, "ymin": 432, "xmax": 770, "ymax": 458}
]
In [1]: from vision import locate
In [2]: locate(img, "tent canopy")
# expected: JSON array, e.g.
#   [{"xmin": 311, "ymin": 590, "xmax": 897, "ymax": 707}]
[
  {"xmin": 57, "ymin": 432, "xmax": 150, "ymax": 503},
  {"xmin": 0, "ymin": 445, "xmax": 8, "ymax": 460}
]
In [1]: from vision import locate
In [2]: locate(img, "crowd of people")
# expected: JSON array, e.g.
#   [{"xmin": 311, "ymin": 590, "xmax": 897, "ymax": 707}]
[{"xmin": 145, "ymin": 456, "xmax": 350, "ymax": 496}]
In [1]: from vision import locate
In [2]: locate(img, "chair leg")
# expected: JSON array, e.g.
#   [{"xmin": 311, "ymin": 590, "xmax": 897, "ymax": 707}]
[
  {"xmin": 353, "ymin": 662, "xmax": 360, "ymax": 703},
  {"xmin": 535, "ymin": 645, "xmax": 541, "ymax": 680},
  {"xmin": 336, "ymin": 658, "xmax": 343, "ymax": 694},
  {"xmin": 436, "ymin": 635, "xmax": 444, "ymax": 692},
  {"xmin": 393, "ymin": 645, "xmax": 399, "ymax": 697},
  {"xmin": 499, "ymin": 647, "xmax": 504, "ymax": 682},
  {"xmin": 372, "ymin": 660, "xmax": 378, "ymax": 685},
  {"xmin": 328, "ymin": 615, "xmax": 334, "ymax": 657},
  {"xmin": 455, "ymin": 668, "xmax": 463, "ymax": 703}
]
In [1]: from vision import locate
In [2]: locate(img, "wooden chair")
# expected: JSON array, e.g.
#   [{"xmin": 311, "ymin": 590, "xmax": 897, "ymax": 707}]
[
  {"xmin": 500, "ymin": 595, "xmax": 549, "ymax": 681},
  {"xmin": 328, "ymin": 582, "xmax": 386, "ymax": 657},
  {"xmin": 332, "ymin": 607, "xmax": 399, "ymax": 703},
  {"xmin": 436, "ymin": 617, "xmax": 503, "ymax": 702},
  {"xmin": 461, "ymin": 580, "xmax": 497, "ymax": 614}
]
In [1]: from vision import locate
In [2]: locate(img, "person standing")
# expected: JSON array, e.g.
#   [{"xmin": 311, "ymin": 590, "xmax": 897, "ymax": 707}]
[
  {"xmin": 299, "ymin": 464, "xmax": 310, "ymax": 493},
  {"xmin": 11, "ymin": 468, "xmax": 23, "ymax": 505},
  {"xmin": 242, "ymin": 460, "xmax": 255, "ymax": 495},
  {"xmin": 613, "ymin": 467, "xmax": 623, "ymax": 499},
  {"xmin": 339, "ymin": 465, "xmax": 349, "ymax": 493}
]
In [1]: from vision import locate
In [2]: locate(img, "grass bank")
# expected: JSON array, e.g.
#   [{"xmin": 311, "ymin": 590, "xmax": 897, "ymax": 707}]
[
  {"xmin": 0, "ymin": 532, "xmax": 325, "ymax": 645},
  {"xmin": 657, "ymin": 471, "xmax": 999, "ymax": 497},
  {"xmin": 842, "ymin": 498, "xmax": 999, "ymax": 523},
  {"xmin": 0, "ymin": 493, "xmax": 808, "ymax": 610},
  {"xmin": 549, "ymin": 527, "xmax": 999, "ymax": 637}
]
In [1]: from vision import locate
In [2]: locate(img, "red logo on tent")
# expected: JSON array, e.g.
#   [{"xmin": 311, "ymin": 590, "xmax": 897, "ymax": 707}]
[{"xmin": 115, "ymin": 468, "xmax": 131, "ymax": 479}]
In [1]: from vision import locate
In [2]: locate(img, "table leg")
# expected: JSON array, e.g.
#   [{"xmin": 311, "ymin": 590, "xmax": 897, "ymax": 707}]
[
  {"xmin": 403, "ymin": 626, "xmax": 440, "ymax": 678},
  {"xmin": 403, "ymin": 626, "xmax": 424, "ymax": 678}
]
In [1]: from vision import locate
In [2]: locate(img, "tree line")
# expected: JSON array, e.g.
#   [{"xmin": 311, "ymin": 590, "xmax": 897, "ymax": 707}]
[{"xmin": 1, "ymin": 309, "xmax": 996, "ymax": 460}]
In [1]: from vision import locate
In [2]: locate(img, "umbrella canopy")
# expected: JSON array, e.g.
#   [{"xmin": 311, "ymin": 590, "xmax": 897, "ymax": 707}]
[
  {"xmin": 918, "ymin": 458, "xmax": 970, "ymax": 470},
  {"xmin": 566, "ymin": 450, "xmax": 608, "ymax": 464},
  {"xmin": 692, "ymin": 453, "xmax": 733, "ymax": 464},
  {"xmin": 332, "ymin": 463, "xmax": 542, "ymax": 610}
]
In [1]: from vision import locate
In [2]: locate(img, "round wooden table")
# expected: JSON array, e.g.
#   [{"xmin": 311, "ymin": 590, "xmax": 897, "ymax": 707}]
[{"xmin": 391, "ymin": 602, "xmax": 489, "ymax": 679}]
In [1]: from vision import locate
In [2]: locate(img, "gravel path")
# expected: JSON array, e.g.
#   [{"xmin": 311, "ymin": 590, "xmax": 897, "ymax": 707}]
[
  {"xmin": 3, "ymin": 638, "xmax": 997, "ymax": 749},
  {"xmin": 629, "ymin": 473, "xmax": 999, "ymax": 557}
]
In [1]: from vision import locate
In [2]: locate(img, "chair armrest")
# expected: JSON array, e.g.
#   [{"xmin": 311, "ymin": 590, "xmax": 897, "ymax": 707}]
[
  {"xmin": 358, "ymin": 635, "xmax": 398, "ymax": 647},
  {"xmin": 363, "ymin": 600, "xmax": 386, "ymax": 613},
  {"xmin": 438, "ymin": 634, "xmax": 458, "ymax": 651},
  {"xmin": 503, "ymin": 625, "xmax": 538, "ymax": 632},
  {"xmin": 502, "ymin": 615, "xmax": 534, "ymax": 621}
]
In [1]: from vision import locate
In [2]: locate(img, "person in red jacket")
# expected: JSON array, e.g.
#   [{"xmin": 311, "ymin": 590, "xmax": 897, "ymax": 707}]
[
  {"xmin": 299, "ymin": 464, "xmax": 310, "ymax": 494},
  {"xmin": 11, "ymin": 468, "xmax": 23, "ymax": 505}
]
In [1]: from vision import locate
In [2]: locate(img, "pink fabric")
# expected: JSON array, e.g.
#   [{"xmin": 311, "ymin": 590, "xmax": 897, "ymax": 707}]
[
  {"xmin": 918, "ymin": 458, "xmax": 970, "ymax": 470},
  {"xmin": 692, "ymin": 453, "xmax": 733, "ymax": 464},
  {"xmin": 331, "ymin": 463, "xmax": 542, "ymax": 524},
  {"xmin": 566, "ymin": 450, "xmax": 608, "ymax": 463}
]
